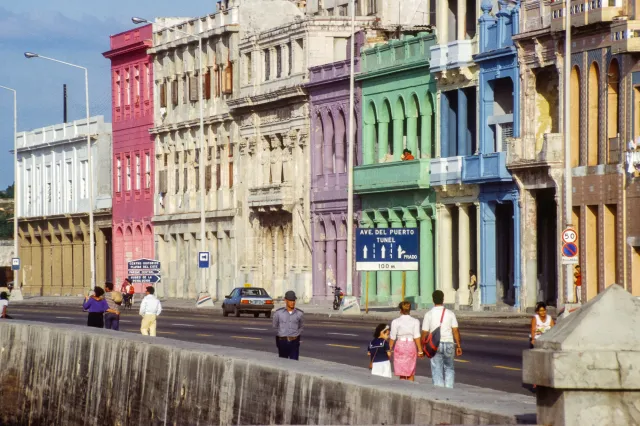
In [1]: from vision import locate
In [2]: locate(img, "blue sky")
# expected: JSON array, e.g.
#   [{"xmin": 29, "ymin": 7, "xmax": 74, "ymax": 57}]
[{"xmin": 0, "ymin": 1, "xmax": 213, "ymax": 190}]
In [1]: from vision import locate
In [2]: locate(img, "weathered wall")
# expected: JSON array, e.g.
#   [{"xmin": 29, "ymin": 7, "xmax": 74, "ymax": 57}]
[{"xmin": 0, "ymin": 321, "xmax": 535, "ymax": 425}]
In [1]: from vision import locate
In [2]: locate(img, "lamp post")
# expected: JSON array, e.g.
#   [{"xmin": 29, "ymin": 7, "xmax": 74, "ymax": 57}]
[
  {"xmin": 563, "ymin": 1, "xmax": 574, "ymax": 304},
  {"xmin": 133, "ymin": 18, "xmax": 207, "ymax": 298},
  {"xmin": 0, "ymin": 85, "xmax": 23, "ymax": 300},
  {"xmin": 345, "ymin": 0, "xmax": 357, "ymax": 297},
  {"xmin": 24, "ymin": 52, "xmax": 96, "ymax": 290}
]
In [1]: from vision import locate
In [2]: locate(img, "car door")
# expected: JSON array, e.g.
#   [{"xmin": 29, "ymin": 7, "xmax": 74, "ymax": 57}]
[{"xmin": 230, "ymin": 289, "xmax": 240, "ymax": 309}]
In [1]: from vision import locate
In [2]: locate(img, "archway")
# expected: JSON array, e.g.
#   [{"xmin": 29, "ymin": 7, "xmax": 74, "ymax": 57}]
[
  {"xmin": 607, "ymin": 59, "xmax": 620, "ymax": 163},
  {"xmin": 570, "ymin": 66, "xmax": 581, "ymax": 167},
  {"xmin": 588, "ymin": 62, "xmax": 600, "ymax": 166}
]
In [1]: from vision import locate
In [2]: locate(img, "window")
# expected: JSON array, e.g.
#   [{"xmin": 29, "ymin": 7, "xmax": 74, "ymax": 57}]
[
  {"xmin": 160, "ymin": 82, "xmax": 167, "ymax": 108},
  {"xmin": 175, "ymin": 168, "xmax": 180, "ymax": 194},
  {"xmin": 115, "ymin": 71, "xmax": 121, "ymax": 108},
  {"xmin": 338, "ymin": 5, "xmax": 347, "ymax": 15},
  {"xmin": 145, "ymin": 63, "xmax": 151, "ymax": 101},
  {"xmin": 134, "ymin": 65, "xmax": 140, "ymax": 103},
  {"xmin": 56, "ymin": 163, "xmax": 61, "ymax": 210},
  {"xmin": 368, "ymin": 0, "xmax": 377, "ymax": 14},
  {"xmin": 116, "ymin": 157, "xmax": 122, "ymax": 192},
  {"xmin": 126, "ymin": 156, "xmax": 131, "ymax": 191},
  {"xmin": 276, "ymin": 46, "xmax": 282, "ymax": 78},
  {"xmin": 264, "ymin": 49, "xmax": 271, "ymax": 81},
  {"xmin": 65, "ymin": 162, "xmax": 73, "ymax": 210},
  {"xmin": 135, "ymin": 154, "xmax": 141, "ymax": 190},
  {"xmin": 205, "ymin": 164, "xmax": 212, "ymax": 190},
  {"xmin": 125, "ymin": 68, "xmax": 131, "ymax": 105},
  {"xmin": 26, "ymin": 169, "xmax": 31, "ymax": 212},
  {"xmin": 429, "ymin": 0, "xmax": 437, "ymax": 26},
  {"xmin": 294, "ymin": 39, "xmax": 304, "ymax": 73},
  {"xmin": 183, "ymin": 167, "xmax": 188, "ymax": 192},
  {"xmin": 195, "ymin": 166, "xmax": 199, "ymax": 191},
  {"xmin": 223, "ymin": 61, "xmax": 233, "ymax": 94},
  {"xmin": 245, "ymin": 53, "xmax": 252, "ymax": 83},
  {"xmin": 189, "ymin": 76, "xmax": 198, "ymax": 101},
  {"xmin": 36, "ymin": 166, "xmax": 41, "ymax": 215},
  {"xmin": 228, "ymin": 143, "xmax": 234, "ymax": 188},
  {"xmin": 145, "ymin": 153, "xmax": 151, "ymax": 189},
  {"xmin": 204, "ymin": 70, "xmax": 212, "ymax": 100},
  {"xmin": 171, "ymin": 80, "xmax": 179, "ymax": 106},
  {"xmin": 287, "ymin": 42, "xmax": 293, "ymax": 75},
  {"xmin": 183, "ymin": 76, "xmax": 188, "ymax": 104},
  {"xmin": 79, "ymin": 160, "xmax": 87, "ymax": 199},
  {"xmin": 158, "ymin": 169, "xmax": 167, "ymax": 194},
  {"xmin": 216, "ymin": 147, "xmax": 222, "ymax": 190}
]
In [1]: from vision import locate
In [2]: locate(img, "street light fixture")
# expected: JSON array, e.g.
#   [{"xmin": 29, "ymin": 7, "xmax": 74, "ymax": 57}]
[
  {"xmin": 0, "ymin": 84, "xmax": 23, "ymax": 300},
  {"xmin": 133, "ymin": 17, "xmax": 208, "ymax": 298},
  {"xmin": 24, "ymin": 52, "xmax": 96, "ymax": 291}
]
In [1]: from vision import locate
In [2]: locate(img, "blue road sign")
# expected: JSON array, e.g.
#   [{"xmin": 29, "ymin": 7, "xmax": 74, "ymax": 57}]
[
  {"xmin": 355, "ymin": 228, "xmax": 419, "ymax": 271},
  {"xmin": 11, "ymin": 258, "xmax": 20, "ymax": 271},
  {"xmin": 198, "ymin": 252, "xmax": 210, "ymax": 268},
  {"xmin": 128, "ymin": 258, "xmax": 161, "ymax": 284},
  {"xmin": 563, "ymin": 243, "xmax": 578, "ymax": 257},
  {"xmin": 129, "ymin": 274, "xmax": 161, "ymax": 285}
]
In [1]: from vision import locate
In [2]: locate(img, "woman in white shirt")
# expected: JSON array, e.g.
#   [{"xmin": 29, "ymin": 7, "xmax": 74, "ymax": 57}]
[
  {"xmin": 389, "ymin": 301, "xmax": 424, "ymax": 381},
  {"xmin": 0, "ymin": 291, "xmax": 10, "ymax": 319}
]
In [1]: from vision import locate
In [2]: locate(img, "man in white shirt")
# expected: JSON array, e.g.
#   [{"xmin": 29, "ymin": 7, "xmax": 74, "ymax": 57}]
[
  {"xmin": 139, "ymin": 286, "xmax": 162, "ymax": 336},
  {"xmin": 421, "ymin": 290, "xmax": 462, "ymax": 388}
]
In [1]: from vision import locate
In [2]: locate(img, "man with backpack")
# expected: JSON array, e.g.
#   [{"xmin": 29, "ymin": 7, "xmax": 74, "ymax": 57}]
[{"xmin": 421, "ymin": 290, "xmax": 463, "ymax": 388}]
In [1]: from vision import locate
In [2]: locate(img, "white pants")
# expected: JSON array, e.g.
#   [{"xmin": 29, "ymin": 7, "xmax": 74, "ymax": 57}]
[
  {"xmin": 140, "ymin": 314, "xmax": 157, "ymax": 336},
  {"xmin": 371, "ymin": 360, "xmax": 392, "ymax": 378}
]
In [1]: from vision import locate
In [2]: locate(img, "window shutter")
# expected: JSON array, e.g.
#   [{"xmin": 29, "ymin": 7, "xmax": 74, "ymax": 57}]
[
  {"xmin": 205, "ymin": 165, "xmax": 212, "ymax": 190},
  {"xmin": 171, "ymin": 80, "xmax": 179, "ymax": 106},
  {"xmin": 194, "ymin": 166, "xmax": 199, "ymax": 191},
  {"xmin": 204, "ymin": 71, "xmax": 211, "ymax": 100},
  {"xmin": 158, "ymin": 170, "xmax": 168, "ymax": 193},
  {"xmin": 214, "ymin": 65, "xmax": 221, "ymax": 97},
  {"xmin": 223, "ymin": 61, "xmax": 233, "ymax": 94},
  {"xmin": 160, "ymin": 83, "xmax": 167, "ymax": 108},
  {"xmin": 174, "ymin": 169, "xmax": 180, "ymax": 194},
  {"xmin": 183, "ymin": 167, "xmax": 188, "ymax": 191},
  {"xmin": 190, "ymin": 76, "xmax": 198, "ymax": 101},
  {"xmin": 228, "ymin": 161, "xmax": 233, "ymax": 188},
  {"xmin": 216, "ymin": 164, "xmax": 221, "ymax": 190}
]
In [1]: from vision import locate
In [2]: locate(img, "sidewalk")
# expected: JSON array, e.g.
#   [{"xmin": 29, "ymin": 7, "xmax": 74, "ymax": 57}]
[{"xmin": 11, "ymin": 295, "xmax": 532, "ymax": 325}]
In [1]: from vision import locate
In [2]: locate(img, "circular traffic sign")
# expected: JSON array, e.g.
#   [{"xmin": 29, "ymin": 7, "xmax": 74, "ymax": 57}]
[
  {"xmin": 562, "ymin": 228, "xmax": 578, "ymax": 244},
  {"xmin": 562, "ymin": 242, "xmax": 578, "ymax": 257}
]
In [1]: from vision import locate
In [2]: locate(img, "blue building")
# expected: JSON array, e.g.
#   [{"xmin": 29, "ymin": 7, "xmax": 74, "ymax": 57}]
[{"xmin": 469, "ymin": 0, "xmax": 521, "ymax": 307}]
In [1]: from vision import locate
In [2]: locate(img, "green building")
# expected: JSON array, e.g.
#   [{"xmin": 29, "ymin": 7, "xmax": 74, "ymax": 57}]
[{"xmin": 355, "ymin": 33, "xmax": 437, "ymax": 308}]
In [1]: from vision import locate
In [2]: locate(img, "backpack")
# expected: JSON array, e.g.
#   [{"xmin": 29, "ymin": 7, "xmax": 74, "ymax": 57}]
[{"xmin": 423, "ymin": 308, "xmax": 446, "ymax": 359}]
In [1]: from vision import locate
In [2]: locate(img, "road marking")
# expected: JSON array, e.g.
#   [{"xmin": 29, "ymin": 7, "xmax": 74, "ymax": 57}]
[
  {"xmin": 455, "ymin": 359, "xmax": 470, "ymax": 363},
  {"xmin": 171, "ymin": 324, "xmax": 195, "ymax": 327},
  {"xmin": 158, "ymin": 331, "xmax": 177, "ymax": 335},
  {"xmin": 55, "ymin": 316, "xmax": 74, "ymax": 319},
  {"xmin": 197, "ymin": 333, "xmax": 213, "ymax": 337},
  {"xmin": 232, "ymin": 336, "xmax": 262, "ymax": 340},
  {"xmin": 243, "ymin": 327, "xmax": 268, "ymax": 331},
  {"xmin": 326, "ymin": 344, "xmax": 360, "ymax": 349},
  {"xmin": 327, "ymin": 332, "xmax": 359, "ymax": 337},
  {"xmin": 494, "ymin": 365, "xmax": 521, "ymax": 371},
  {"xmin": 120, "ymin": 320, "xmax": 133, "ymax": 323}
]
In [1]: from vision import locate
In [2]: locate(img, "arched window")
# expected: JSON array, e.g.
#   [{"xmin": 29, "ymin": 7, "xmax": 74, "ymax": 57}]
[
  {"xmin": 570, "ymin": 66, "xmax": 581, "ymax": 167},
  {"xmin": 588, "ymin": 62, "xmax": 600, "ymax": 166},
  {"xmin": 607, "ymin": 59, "xmax": 620, "ymax": 164}
]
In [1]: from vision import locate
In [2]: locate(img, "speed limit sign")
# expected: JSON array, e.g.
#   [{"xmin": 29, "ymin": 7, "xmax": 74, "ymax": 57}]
[{"xmin": 562, "ymin": 228, "xmax": 578, "ymax": 244}]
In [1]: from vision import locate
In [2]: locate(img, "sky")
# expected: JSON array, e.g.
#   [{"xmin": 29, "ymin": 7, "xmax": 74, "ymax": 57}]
[{"xmin": 0, "ymin": 1, "xmax": 213, "ymax": 189}]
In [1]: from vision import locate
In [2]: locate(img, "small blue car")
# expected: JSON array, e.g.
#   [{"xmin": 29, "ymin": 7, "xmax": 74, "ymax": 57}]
[{"xmin": 222, "ymin": 287, "xmax": 275, "ymax": 318}]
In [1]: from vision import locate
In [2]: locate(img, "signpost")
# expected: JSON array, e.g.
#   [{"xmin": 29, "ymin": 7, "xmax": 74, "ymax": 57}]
[
  {"xmin": 356, "ymin": 228, "xmax": 420, "ymax": 313},
  {"xmin": 11, "ymin": 258, "xmax": 20, "ymax": 271},
  {"xmin": 127, "ymin": 258, "xmax": 161, "ymax": 292},
  {"xmin": 198, "ymin": 252, "xmax": 210, "ymax": 269},
  {"xmin": 561, "ymin": 227, "xmax": 579, "ymax": 265}
]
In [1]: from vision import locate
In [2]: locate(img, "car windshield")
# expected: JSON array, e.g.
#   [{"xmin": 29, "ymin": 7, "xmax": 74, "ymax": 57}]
[{"xmin": 240, "ymin": 288, "xmax": 267, "ymax": 297}]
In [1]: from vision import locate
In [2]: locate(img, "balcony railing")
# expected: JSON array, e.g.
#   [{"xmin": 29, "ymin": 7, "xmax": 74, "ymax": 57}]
[
  {"xmin": 505, "ymin": 133, "xmax": 563, "ymax": 168},
  {"xmin": 354, "ymin": 159, "xmax": 431, "ymax": 194},
  {"xmin": 430, "ymin": 156, "xmax": 463, "ymax": 186},
  {"xmin": 247, "ymin": 183, "xmax": 295, "ymax": 212},
  {"xmin": 611, "ymin": 20, "xmax": 640, "ymax": 54},
  {"xmin": 429, "ymin": 40, "xmax": 477, "ymax": 73},
  {"xmin": 429, "ymin": 44, "xmax": 448, "ymax": 73},
  {"xmin": 462, "ymin": 152, "xmax": 512, "ymax": 183}
]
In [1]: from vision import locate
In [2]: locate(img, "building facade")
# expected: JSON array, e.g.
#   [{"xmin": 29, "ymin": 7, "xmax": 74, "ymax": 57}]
[
  {"xmin": 230, "ymin": 17, "xmax": 359, "ymax": 301},
  {"xmin": 16, "ymin": 117, "xmax": 113, "ymax": 296},
  {"xmin": 103, "ymin": 24, "xmax": 156, "ymax": 291},
  {"xmin": 355, "ymin": 32, "xmax": 438, "ymax": 307}
]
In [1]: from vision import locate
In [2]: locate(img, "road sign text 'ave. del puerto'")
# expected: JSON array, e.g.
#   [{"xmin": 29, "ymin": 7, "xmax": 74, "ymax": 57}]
[{"xmin": 355, "ymin": 228, "xmax": 419, "ymax": 271}]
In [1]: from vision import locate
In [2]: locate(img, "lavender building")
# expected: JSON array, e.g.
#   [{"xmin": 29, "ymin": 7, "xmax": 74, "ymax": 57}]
[{"xmin": 307, "ymin": 34, "xmax": 364, "ymax": 300}]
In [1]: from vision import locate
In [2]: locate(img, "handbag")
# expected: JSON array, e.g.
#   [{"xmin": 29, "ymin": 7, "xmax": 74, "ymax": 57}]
[
  {"xmin": 368, "ymin": 345, "xmax": 380, "ymax": 369},
  {"xmin": 423, "ymin": 308, "xmax": 446, "ymax": 359}
]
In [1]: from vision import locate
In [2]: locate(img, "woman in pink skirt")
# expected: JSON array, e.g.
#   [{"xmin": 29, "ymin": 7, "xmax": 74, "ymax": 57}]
[{"xmin": 389, "ymin": 301, "xmax": 424, "ymax": 381}]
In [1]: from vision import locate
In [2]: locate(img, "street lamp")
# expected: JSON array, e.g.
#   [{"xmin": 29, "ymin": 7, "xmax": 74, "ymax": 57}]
[
  {"xmin": 24, "ymin": 52, "xmax": 96, "ymax": 290},
  {"xmin": 0, "ymin": 85, "xmax": 23, "ymax": 300},
  {"xmin": 133, "ymin": 17, "xmax": 207, "ymax": 298},
  {"xmin": 345, "ymin": 0, "xmax": 357, "ymax": 296}
]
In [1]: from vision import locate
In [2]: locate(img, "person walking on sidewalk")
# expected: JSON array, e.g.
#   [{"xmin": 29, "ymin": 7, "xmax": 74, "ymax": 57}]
[
  {"xmin": 389, "ymin": 301, "xmax": 423, "ymax": 381},
  {"xmin": 272, "ymin": 290, "xmax": 304, "ymax": 360},
  {"xmin": 104, "ymin": 282, "xmax": 122, "ymax": 331},
  {"xmin": 468, "ymin": 270, "xmax": 477, "ymax": 307},
  {"xmin": 139, "ymin": 286, "xmax": 162, "ymax": 336},
  {"xmin": 368, "ymin": 324, "xmax": 392, "ymax": 378},
  {"xmin": 0, "ymin": 291, "xmax": 11, "ymax": 319},
  {"xmin": 421, "ymin": 290, "xmax": 463, "ymax": 388},
  {"xmin": 83, "ymin": 287, "xmax": 109, "ymax": 328}
]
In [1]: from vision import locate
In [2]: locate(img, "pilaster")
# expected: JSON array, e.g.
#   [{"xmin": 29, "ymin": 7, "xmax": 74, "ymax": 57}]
[
  {"xmin": 440, "ymin": 205, "xmax": 455, "ymax": 304},
  {"xmin": 457, "ymin": 203, "xmax": 471, "ymax": 305}
]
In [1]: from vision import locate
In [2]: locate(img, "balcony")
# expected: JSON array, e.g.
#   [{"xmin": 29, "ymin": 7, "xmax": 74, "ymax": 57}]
[
  {"xmin": 430, "ymin": 157, "xmax": 463, "ymax": 186},
  {"xmin": 587, "ymin": 0, "xmax": 624, "ymax": 25},
  {"xmin": 611, "ymin": 20, "xmax": 640, "ymax": 54},
  {"xmin": 247, "ymin": 183, "xmax": 295, "ymax": 212},
  {"xmin": 505, "ymin": 133, "xmax": 563, "ymax": 169},
  {"xmin": 462, "ymin": 152, "xmax": 512, "ymax": 183},
  {"xmin": 354, "ymin": 159, "xmax": 430, "ymax": 194},
  {"xmin": 429, "ymin": 44, "xmax": 448, "ymax": 73},
  {"xmin": 429, "ymin": 40, "xmax": 476, "ymax": 73},
  {"xmin": 550, "ymin": 0, "xmax": 623, "ymax": 31}
]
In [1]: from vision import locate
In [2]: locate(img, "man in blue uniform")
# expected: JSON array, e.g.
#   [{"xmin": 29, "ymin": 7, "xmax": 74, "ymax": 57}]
[{"xmin": 272, "ymin": 290, "xmax": 304, "ymax": 360}]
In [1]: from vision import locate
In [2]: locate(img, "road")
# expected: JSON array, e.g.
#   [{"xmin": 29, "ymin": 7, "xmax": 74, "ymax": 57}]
[{"xmin": 6, "ymin": 305, "xmax": 532, "ymax": 395}]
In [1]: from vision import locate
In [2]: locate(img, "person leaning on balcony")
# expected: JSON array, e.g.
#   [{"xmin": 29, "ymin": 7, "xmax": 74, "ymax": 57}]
[{"xmin": 401, "ymin": 149, "xmax": 415, "ymax": 161}]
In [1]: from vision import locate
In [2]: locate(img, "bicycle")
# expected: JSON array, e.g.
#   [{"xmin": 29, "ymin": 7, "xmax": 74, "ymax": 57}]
[{"xmin": 124, "ymin": 294, "xmax": 133, "ymax": 310}]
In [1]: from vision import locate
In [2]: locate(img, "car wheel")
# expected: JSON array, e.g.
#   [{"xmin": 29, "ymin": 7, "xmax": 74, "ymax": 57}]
[
  {"xmin": 234, "ymin": 306, "xmax": 240, "ymax": 317},
  {"xmin": 265, "ymin": 311, "xmax": 271, "ymax": 319},
  {"xmin": 222, "ymin": 306, "xmax": 228, "ymax": 317},
  {"xmin": 253, "ymin": 312, "xmax": 259, "ymax": 318}
]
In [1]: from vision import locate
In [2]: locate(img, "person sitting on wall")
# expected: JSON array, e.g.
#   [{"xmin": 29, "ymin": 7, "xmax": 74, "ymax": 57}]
[{"xmin": 401, "ymin": 149, "xmax": 415, "ymax": 161}]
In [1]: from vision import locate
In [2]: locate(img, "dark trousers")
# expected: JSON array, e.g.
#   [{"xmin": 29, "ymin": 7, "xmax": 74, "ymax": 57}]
[
  {"xmin": 104, "ymin": 313, "xmax": 120, "ymax": 331},
  {"xmin": 276, "ymin": 337, "xmax": 300, "ymax": 360},
  {"xmin": 87, "ymin": 312, "xmax": 104, "ymax": 328}
]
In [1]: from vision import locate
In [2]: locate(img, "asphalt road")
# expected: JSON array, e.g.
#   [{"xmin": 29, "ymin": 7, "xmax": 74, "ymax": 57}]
[{"xmin": 6, "ymin": 305, "xmax": 532, "ymax": 395}]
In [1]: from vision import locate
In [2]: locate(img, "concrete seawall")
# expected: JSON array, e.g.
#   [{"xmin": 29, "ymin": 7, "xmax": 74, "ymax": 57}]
[{"xmin": 0, "ymin": 321, "xmax": 535, "ymax": 425}]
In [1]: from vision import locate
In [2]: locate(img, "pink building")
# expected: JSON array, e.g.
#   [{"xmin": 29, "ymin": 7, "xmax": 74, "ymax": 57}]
[{"xmin": 103, "ymin": 25, "xmax": 155, "ymax": 292}]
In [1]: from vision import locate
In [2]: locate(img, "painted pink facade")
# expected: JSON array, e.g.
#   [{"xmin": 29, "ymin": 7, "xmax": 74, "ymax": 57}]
[{"xmin": 103, "ymin": 25, "xmax": 155, "ymax": 292}]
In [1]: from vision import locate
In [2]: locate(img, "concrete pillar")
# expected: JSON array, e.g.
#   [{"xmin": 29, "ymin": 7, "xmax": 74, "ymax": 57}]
[
  {"xmin": 313, "ymin": 222, "xmax": 326, "ymax": 298},
  {"xmin": 406, "ymin": 116, "xmax": 418, "ymax": 156},
  {"xmin": 42, "ymin": 227, "xmax": 52, "ymax": 296},
  {"xmin": 50, "ymin": 226, "xmax": 62, "ymax": 295},
  {"xmin": 389, "ymin": 211, "xmax": 403, "ymax": 304},
  {"xmin": 457, "ymin": 204, "xmax": 471, "ymax": 306},
  {"xmin": 96, "ymin": 228, "xmax": 106, "ymax": 288},
  {"xmin": 325, "ymin": 230, "xmax": 337, "ymax": 288},
  {"xmin": 323, "ymin": 115, "xmax": 334, "ymax": 175},
  {"xmin": 440, "ymin": 205, "xmax": 455, "ymax": 304},
  {"xmin": 418, "ymin": 211, "xmax": 435, "ymax": 307},
  {"xmin": 480, "ymin": 201, "xmax": 497, "ymax": 305},
  {"xmin": 364, "ymin": 123, "xmax": 376, "ymax": 165},
  {"xmin": 378, "ymin": 121, "xmax": 389, "ymax": 163},
  {"xmin": 375, "ymin": 213, "xmax": 391, "ymax": 303},
  {"xmin": 457, "ymin": 0, "xmax": 467, "ymax": 40},
  {"xmin": 437, "ymin": 0, "xmax": 449, "ymax": 44},
  {"xmin": 337, "ymin": 235, "xmax": 347, "ymax": 291},
  {"xmin": 457, "ymin": 88, "xmax": 469, "ymax": 156},
  {"xmin": 420, "ymin": 113, "xmax": 432, "ymax": 158},
  {"xmin": 392, "ymin": 118, "xmax": 403, "ymax": 161},
  {"xmin": 335, "ymin": 116, "xmax": 346, "ymax": 174},
  {"xmin": 360, "ymin": 214, "xmax": 377, "ymax": 306},
  {"xmin": 404, "ymin": 210, "xmax": 419, "ymax": 301},
  {"xmin": 523, "ymin": 285, "xmax": 640, "ymax": 426}
]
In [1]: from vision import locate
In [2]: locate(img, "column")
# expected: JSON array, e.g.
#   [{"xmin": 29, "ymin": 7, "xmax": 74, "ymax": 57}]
[
  {"xmin": 512, "ymin": 196, "xmax": 522, "ymax": 309},
  {"xmin": 375, "ymin": 213, "xmax": 391, "ymax": 303},
  {"xmin": 437, "ymin": 0, "xmax": 450, "ymax": 43},
  {"xmin": 359, "ymin": 214, "xmax": 377, "ymax": 306},
  {"xmin": 323, "ymin": 115, "xmax": 334, "ymax": 175},
  {"xmin": 480, "ymin": 201, "xmax": 497, "ymax": 305},
  {"xmin": 457, "ymin": 0, "xmax": 467, "ymax": 40},
  {"xmin": 364, "ymin": 123, "xmax": 376, "ymax": 165},
  {"xmin": 403, "ymin": 209, "xmax": 419, "ymax": 300},
  {"xmin": 389, "ymin": 210, "xmax": 403, "ymax": 304},
  {"xmin": 325, "ymin": 223, "xmax": 337, "ymax": 288},
  {"xmin": 50, "ymin": 225, "xmax": 63, "ymax": 295},
  {"xmin": 440, "ymin": 94, "xmax": 450, "ymax": 157},
  {"xmin": 313, "ymin": 221, "xmax": 326, "ymax": 299},
  {"xmin": 392, "ymin": 118, "xmax": 403, "ymax": 161},
  {"xmin": 457, "ymin": 89, "xmax": 469, "ymax": 156},
  {"xmin": 72, "ymin": 234, "xmax": 84, "ymax": 295},
  {"xmin": 335, "ymin": 117, "xmax": 346, "ymax": 173},
  {"xmin": 42, "ymin": 226, "xmax": 52, "ymax": 296},
  {"xmin": 440, "ymin": 205, "xmax": 456, "ymax": 303},
  {"xmin": 378, "ymin": 121, "xmax": 389, "ymax": 163},
  {"xmin": 96, "ymin": 228, "xmax": 106, "ymax": 287},
  {"xmin": 406, "ymin": 116, "xmax": 418, "ymax": 157},
  {"xmin": 457, "ymin": 204, "xmax": 471, "ymax": 305},
  {"xmin": 420, "ymin": 113, "xmax": 432, "ymax": 158},
  {"xmin": 336, "ymin": 218, "xmax": 347, "ymax": 292},
  {"xmin": 418, "ymin": 209, "xmax": 435, "ymax": 307}
]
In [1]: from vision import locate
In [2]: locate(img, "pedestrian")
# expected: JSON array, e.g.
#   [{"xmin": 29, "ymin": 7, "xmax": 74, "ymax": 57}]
[
  {"xmin": 573, "ymin": 266, "xmax": 582, "ymax": 303},
  {"xmin": 272, "ymin": 290, "xmax": 304, "ymax": 360},
  {"xmin": 401, "ymin": 149, "xmax": 415, "ymax": 161},
  {"xmin": 125, "ymin": 278, "xmax": 135, "ymax": 307},
  {"xmin": 368, "ymin": 323, "xmax": 392, "ymax": 378},
  {"xmin": 389, "ymin": 301, "xmax": 423, "ymax": 381},
  {"xmin": 530, "ymin": 302, "xmax": 554, "ymax": 348},
  {"xmin": 421, "ymin": 290, "xmax": 463, "ymax": 388},
  {"xmin": 468, "ymin": 269, "xmax": 477, "ymax": 307},
  {"xmin": 83, "ymin": 286, "xmax": 109, "ymax": 328},
  {"xmin": 104, "ymin": 282, "xmax": 123, "ymax": 331},
  {"xmin": 139, "ymin": 286, "xmax": 162, "ymax": 336},
  {"xmin": 0, "ymin": 291, "xmax": 11, "ymax": 319}
]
